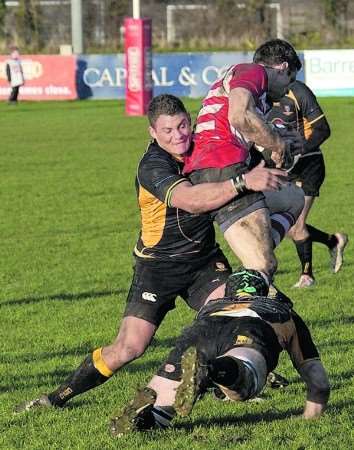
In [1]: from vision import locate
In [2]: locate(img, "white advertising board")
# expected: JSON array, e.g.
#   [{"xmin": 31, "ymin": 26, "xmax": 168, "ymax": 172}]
[{"xmin": 304, "ymin": 49, "xmax": 354, "ymax": 96}]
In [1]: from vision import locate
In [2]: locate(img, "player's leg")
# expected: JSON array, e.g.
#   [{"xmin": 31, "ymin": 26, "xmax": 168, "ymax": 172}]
[
  {"xmin": 209, "ymin": 347, "xmax": 267, "ymax": 402},
  {"xmin": 306, "ymin": 225, "xmax": 348, "ymax": 274},
  {"xmin": 264, "ymin": 182, "xmax": 305, "ymax": 247},
  {"xmin": 14, "ymin": 316, "xmax": 158, "ymax": 413},
  {"xmin": 14, "ymin": 260, "xmax": 176, "ymax": 413},
  {"xmin": 287, "ymin": 153, "xmax": 348, "ymax": 279},
  {"xmin": 287, "ymin": 195, "xmax": 316, "ymax": 287},
  {"xmin": 223, "ymin": 207, "xmax": 277, "ymax": 279},
  {"xmin": 174, "ymin": 313, "xmax": 268, "ymax": 414},
  {"xmin": 110, "ymin": 321, "xmax": 209, "ymax": 435}
]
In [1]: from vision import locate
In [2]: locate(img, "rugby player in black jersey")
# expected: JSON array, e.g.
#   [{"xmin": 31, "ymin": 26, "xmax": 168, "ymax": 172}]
[
  {"xmin": 110, "ymin": 268, "xmax": 330, "ymax": 436},
  {"xmin": 254, "ymin": 48, "xmax": 348, "ymax": 287},
  {"xmin": 15, "ymin": 95, "xmax": 287, "ymax": 414}
]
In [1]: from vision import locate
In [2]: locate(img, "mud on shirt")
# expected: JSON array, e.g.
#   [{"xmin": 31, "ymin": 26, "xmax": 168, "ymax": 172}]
[{"xmin": 183, "ymin": 63, "xmax": 269, "ymax": 173}]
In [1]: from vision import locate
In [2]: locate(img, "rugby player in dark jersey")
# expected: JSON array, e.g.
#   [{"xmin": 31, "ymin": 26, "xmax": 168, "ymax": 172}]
[
  {"xmin": 264, "ymin": 79, "xmax": 348, "ymax": 287},
  {"xmin": 15, "ymin": 95, "xmax": 287, "ymax": 414},
  {"xmin": 110, "ymin": 268, "xmax": 330, "ymax": 436}
]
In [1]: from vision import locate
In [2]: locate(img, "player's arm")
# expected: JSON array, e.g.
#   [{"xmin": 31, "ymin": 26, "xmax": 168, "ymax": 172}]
[
  {"xmin": 287, "ymin": 312, "xmax": 330, "ymax": 419},
  {"xmin": 6, "ymin": 63, "xmax": 11, "ymax": 83},
  {"xmin": 170, "ymin": 161, "xmax": 288, "ymax": 214},
  {"xmin": 298, "ymin": 360, "xmax": 330, "ymax": 419},
  {"xmin": 297, "ymin": 82, "xmax": 331, "ymax": 152},
  {"xmin": 303, "ymin": 115, "xmax": 330, "ymax": 153},
  {"xmin": 228, "ymin": 87, "xmax": 286, "ymax": 167}
]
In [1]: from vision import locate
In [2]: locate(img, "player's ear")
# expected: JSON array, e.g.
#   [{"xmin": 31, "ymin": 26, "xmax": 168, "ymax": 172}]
[
  {"xmin": 280, "ymin": 61, "xmax": 289, "ymax": 71},
  {"xmin": 149, "ymin": 125, "xmax": 157, "ymax": 140}
]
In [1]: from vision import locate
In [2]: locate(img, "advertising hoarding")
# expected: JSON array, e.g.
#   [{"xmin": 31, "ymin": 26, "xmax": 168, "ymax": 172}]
[
  {"xmin": 124, "ymin": 17, "xmax": 153, "ymax": 115},
  {"xmin": 0, "ymin": 55, "xmax": 76, "ymax": 100},
  {"xmin": 304, "ymin": 49, "xmax": 354, "ymax": 96}
]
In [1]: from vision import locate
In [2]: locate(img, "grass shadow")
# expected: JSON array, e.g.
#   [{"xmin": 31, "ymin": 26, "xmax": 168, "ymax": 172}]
[
  {"xmin": 174, "ymin": 406, "xmax": 302, "ymax": 431},
  {"xmin": 0, "ymin": 289, "xmax": 127, "ymax": 307}
]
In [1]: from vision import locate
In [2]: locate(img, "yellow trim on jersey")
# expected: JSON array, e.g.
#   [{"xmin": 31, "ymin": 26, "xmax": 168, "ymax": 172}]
[
  {"xmin": 287, "ymin": 89, "xmax": 300, "ymax": 111},
  {"xmin": 306, "ymin": 114, "xmax": 324, "ymax": 126},
  {"xmin": 139, "ymin": 185, "xmax": 167, "ymax": 247},
  {"xmin": 92, "ymin": 348, "xmax": 113, "ymax": 378},
  {"xmin": 133, "ymin": 246, "xmax": 155, "ymax": 258},
  {"xmin": 165, "ymin": 178, "xmax": 188, "ymax": 207},
  {"xmin": 303, "ymin": 117, "xmax": 313, "ymax": 140}
]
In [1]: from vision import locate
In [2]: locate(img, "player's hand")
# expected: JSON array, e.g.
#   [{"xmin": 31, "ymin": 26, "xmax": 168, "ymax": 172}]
[
  {"xmin": 283, "ymin": 129, "xmax": 304, "ymax": 155},
  {"xmin": 244, "ymin": 160, "xmax": 288, "ymax": 192},
  {"xmin": 271, "ymin": 147, "xmax": 285, "ymax": 168},
  {"xmin": 276, "ymin": 128, "xmax": 304, "ymax": 154},
  {"xmin": 303, "ymin": 400, "xmax": 327, "ymax": 419}
]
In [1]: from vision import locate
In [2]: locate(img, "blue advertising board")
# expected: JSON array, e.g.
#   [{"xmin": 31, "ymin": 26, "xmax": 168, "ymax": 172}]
[
  {"xmin": 77, "ymin": 52, "xmax": 305, "ymax": 100},
  {"xmin": 76, "ymin": 54, "xmax": 125, "ymax": 99}
]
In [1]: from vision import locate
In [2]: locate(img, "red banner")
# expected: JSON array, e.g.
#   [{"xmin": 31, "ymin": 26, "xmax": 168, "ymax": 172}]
[
  {"xmin": 124, "ymin": 17, "xmax": 152, "ymax": 116},
  {"xmin": 0, "ymin": 55, "xmax": 77, "ymax": 101}
]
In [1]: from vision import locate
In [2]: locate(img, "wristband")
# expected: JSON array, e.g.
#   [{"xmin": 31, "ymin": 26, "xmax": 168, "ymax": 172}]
[{"xmin": 231, "ymin": 174, "xmax": 248, "ymax": 195}]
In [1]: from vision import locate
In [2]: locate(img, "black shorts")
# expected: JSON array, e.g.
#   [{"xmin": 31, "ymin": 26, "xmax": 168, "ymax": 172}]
[
  {"xmin": 289, "ymin": 153, "xmax": 325, "ymax": 197},
  {"xmin": 123, "ymin": 250, "xmax": 231, "ymax": 326},
  {"xmin": 157, "ymin": 316, "xmax": 280, "ymax": 381},
  {"xmin": 189, "ymin": 164, "xmax": 266, "ymax": 233}
]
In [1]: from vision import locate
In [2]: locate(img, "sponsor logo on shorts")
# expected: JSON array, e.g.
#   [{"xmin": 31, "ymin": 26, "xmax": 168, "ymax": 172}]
[
  {"xmin": 215, "ymin": 262, "xmax": 227, "ymax": 271},
  {"xmin": 142, "ymin": 291, "xmax": 157, "ymax": 302},
  {"xmin": 235, "ymin": 335, "xmax": 253, "ymax": 345}
]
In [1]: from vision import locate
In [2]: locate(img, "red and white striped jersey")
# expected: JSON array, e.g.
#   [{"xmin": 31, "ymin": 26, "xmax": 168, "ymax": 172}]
[{"xmin": 183, "ymin": 63, "xmax": 269, "ymax": 173}]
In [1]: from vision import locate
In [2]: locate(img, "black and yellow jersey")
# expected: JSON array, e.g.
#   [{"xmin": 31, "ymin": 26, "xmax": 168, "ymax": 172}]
[
  {"xmin": 134, "ymin": 141, "xmax": 217, "ymax": 262},
  {"xmin": 198, "ymin": 296, "xmax": 319, "ymax": 370},
  {"xmin": 267, "ymin": 80, "xmax": 327, "ymax": 158}
]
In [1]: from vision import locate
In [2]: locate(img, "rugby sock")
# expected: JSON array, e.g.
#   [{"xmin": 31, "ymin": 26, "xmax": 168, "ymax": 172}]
[
  {"xmin": 294, "ymin": 237, "xmax": 313, "ymax": 277},
  {"xmin": 307, "ymin": 224, "xmax": 337, "ymax": 249},
  {"xmin": 270, "ymin": 212, "xmax": 296, "ymax": 248},
  {"xmin": 151, "ymin": 406, "xmax": 175, "ymax": 429},
  {"xmin": 47, "ymin": 348, "xmax": 113, "ymax": 407}
]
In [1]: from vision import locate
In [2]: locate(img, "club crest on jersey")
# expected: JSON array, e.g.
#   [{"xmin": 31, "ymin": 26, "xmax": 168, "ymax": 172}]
[
  {"xmin": 215, "ymin": 262, "xmax": 227, "ymax": 271},
  {"xmin": 283, "ymin": 105, "xmax": 293, "ymax": 115},
  {"xmin": 142, "ymin": 291, "xmax": 157, "ymax": 302}
]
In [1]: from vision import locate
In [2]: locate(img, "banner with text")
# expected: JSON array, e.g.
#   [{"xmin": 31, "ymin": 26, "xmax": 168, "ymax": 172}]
[
  {"xmin": 77, "ymin": 52, "xmax": 305, "ymax": 100},
  {"xmin": 0, "ymin": 55, "xmax": 76, "ymax": 100},
  {"xmin": 5, "ymin": 50, "xmax": 354, "ymax": 101},
  {"xmin": 304, "ymin": 49, "xmax": 354, "ymax": 96}
]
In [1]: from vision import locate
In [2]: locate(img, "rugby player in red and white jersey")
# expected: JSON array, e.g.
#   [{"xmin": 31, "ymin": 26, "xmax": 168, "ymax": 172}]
[{"xmin": 184, "ymin": 39, "xmax": 305, "ymax": 283}]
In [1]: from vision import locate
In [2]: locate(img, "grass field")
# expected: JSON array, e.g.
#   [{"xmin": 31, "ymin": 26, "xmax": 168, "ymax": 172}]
[{"xmin": 1, "ymin": 98, "xmax": 353, "ymax": 450}]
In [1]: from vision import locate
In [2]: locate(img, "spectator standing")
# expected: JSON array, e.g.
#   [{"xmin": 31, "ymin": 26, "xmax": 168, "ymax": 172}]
[{"xmin": 6, "ymin": 46, "xmax": 24, "ymax": 104}]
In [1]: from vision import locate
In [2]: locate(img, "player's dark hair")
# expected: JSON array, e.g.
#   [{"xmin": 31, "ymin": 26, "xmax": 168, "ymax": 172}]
[
  {"xmin": 148, "ymin": 94, "xmax": 189, "ymax": 127},
  {"xmin": 253, "ymin": 39, "xmax": 302, "ymax": 72}
]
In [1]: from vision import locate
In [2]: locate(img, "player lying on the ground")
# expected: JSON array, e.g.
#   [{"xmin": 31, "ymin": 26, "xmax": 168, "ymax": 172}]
[{"xmin": 110, "ymin": 268, "xmax": 330, "ymax": 436}]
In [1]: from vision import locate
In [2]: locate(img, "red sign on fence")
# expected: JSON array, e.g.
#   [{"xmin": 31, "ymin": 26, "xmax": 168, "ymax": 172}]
[
  {"xmin": 124, "ymin": 17, "xmax": 153, "ymax": 115},
  {"xmin": 0, "ymin": 55, "xmax": 77, "ymax": 101}
]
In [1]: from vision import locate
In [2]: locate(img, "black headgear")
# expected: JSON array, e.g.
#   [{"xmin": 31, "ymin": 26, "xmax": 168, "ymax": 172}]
[{"xmin": 225, "ymin": 268, "xmax": 269, "ymax": 298}]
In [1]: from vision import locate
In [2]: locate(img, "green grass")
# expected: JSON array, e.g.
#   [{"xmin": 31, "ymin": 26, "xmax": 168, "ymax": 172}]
[{"xmin": 0, "ymin": 98, "xmax": 353, "ymax": 449}]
